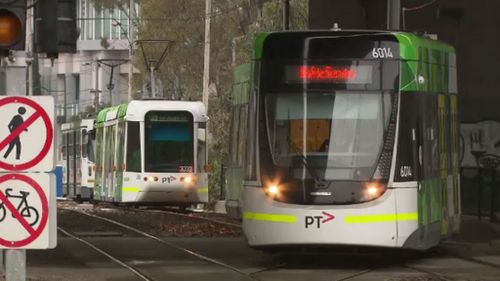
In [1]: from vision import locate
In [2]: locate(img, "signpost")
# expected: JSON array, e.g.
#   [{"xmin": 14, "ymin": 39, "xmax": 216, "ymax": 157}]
[{"xmin": 0, "ymin": 96, "xmax": 56, "ymax": 281}]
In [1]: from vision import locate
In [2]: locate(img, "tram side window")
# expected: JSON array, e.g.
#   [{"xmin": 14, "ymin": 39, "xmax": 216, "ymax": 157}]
[
  {"xmin": 82, "ymin": 129, "xmax": 88, "ymax": 158},
  {"xmin": 117, "ymin": 121, "xmax": 126, "ymax": 172},
  {"xmin": 230, "ymin": 106, "xmax": 240, "ymax": 165},
  {"xmin": 395, "ymin": 93, "xmax": 419, "ymax": 182},
  {"xmin": 238, "ymin": 106, "xmax": 248, "ymax": 165},
  {"xmin": 197, "ymin": 123, "xmax": 207, "ymax": 172},
  {"xmin": 126, "ymin": 121, "xmax": 141, "ymax": 172}
]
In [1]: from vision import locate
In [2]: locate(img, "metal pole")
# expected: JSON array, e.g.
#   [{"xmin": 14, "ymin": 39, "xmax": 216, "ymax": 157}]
[
  {"xmin": 387, "ymin": 0, "xmax": 401, "ymax": 30},
  {"xmin": 478, "ymin": 167, "xmax": 483, "ymax": 220},
  {"xmin": 128, "ymin": 0, "xmax": 134, "ymax": 101},
  {"xmin": 66, "ymin": 133, "xmax": 70, "ymax": 196},
  {"xmin": 202, "ymin": 0, "xmax": 211, "ymax": 110},
  {"xmin": 150, "ymin": 65, "xmax": 155, "ymax": 98},
  {"xmin": 5, "ymin": 249, "xmax": 26, "ymax": 281},
  {"xmin": 491, "ymin": 166, "xmax": 497, "ymax": 222},
  {"xmin": 94, "ymin": 61, "xmax": 100, "ymax": 109},
  {"xmin": 73, "ymin": 130, "xmax": 77, "ymax": 198},
  {"xmin": 0, "ymin": 250, "xmax": 4, "ymax": 275},
  {"xmin": 282, "ymin": 0, "xmax": 290, "ymax": 30}
]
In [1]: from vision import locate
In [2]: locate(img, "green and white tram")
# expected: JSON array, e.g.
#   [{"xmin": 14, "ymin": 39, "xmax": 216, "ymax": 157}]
[
  {"xmin": 93, "ymin": 100, "xmax": 209, "ymax": 206},
  {"xmin": 59, "ymin": 119, "xmax": 96, "ymax": 201},
  {"xmin": 226, "ymin": 30, "xmax": 460, "ymax": 250}
]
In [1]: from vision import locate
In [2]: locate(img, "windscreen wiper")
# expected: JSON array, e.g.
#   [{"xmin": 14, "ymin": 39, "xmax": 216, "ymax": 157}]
[{"xmin": 286, "ymin": 137, "xmax": 323, "ymax": 183}]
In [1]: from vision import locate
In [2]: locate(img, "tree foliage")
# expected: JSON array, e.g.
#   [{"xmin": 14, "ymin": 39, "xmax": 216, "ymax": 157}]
[{"xmin": 90, "ymin": 0, "xmax": 308, "ymax": 205}]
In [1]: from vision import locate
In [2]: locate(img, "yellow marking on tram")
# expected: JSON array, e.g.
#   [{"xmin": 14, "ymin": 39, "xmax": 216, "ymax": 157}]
[
  {"xmin": 243, "ymin": 212, "xmax": 297, "ymax": 223},
  {"xmin": 344, "ymin": 213, "xmax": 418, "ymax": 224},
  {"xmin": 122, "ymin": 187, "xmax": 140, "ymax": 193},
  {"xmin": 197, "ymin": 188, "xmax": 209, "ymax": 193}
]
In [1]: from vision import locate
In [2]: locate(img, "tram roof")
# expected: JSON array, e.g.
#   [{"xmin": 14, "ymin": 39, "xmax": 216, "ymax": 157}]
[
  {"xmin": 253, "ymin": 30, "xmax": 455, "ymax": 66},
  {"xmin": 96, "ymin": 100, "xmax": 207, "ymax": 123}
]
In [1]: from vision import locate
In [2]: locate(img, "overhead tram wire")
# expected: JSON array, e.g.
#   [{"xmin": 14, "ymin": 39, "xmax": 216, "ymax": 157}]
[
  {"xmin": 75, "ymin": 3, "xmax": 245, "ymax": 24},
  {"xmin": 402, "ymin": 0, "xmax": 439, "ymax": 30}
]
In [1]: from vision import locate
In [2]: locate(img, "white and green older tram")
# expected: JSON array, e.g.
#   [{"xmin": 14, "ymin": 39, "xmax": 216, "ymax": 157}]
[
  {"xmin": 93, "ymin": 100, "xmax": 209, "ymax": 206},
  {"xmin": 227, "ymin": 30, "xmax": 460, "ymax": 250},
  {"xmin": 59, "ymin": 119, "xmax": 96, "ymax": 201}
]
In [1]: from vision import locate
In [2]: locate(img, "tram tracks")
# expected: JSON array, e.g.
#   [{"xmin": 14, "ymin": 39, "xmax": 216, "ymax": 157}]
[
  {"xmin": 60, "ymin": 207, "xmax": 279, "ymax": 281},
  {"xmin": 330, "ymin": 248, "xmax": 500, "ymax": 281},
  {"xmin": 119, "ymin": 206, "xmax": 242, "ymax": 229}
]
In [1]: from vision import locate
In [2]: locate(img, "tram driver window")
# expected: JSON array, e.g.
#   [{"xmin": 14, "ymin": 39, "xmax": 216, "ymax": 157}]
[{"xmin": 126, "ymin": 121, "xmax": 141, "ymax": 172}]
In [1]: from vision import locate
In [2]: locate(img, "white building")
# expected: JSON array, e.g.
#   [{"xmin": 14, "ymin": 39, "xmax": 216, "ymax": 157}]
[{"xmin": 39, "ymin": 0, "xmax": 139, "ymax": 122}]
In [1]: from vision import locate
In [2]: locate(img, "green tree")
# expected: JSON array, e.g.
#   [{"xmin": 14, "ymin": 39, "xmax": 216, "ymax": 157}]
[{"xmin": 90, "ymin": 0, "xmax": 308, "ymax": 206}]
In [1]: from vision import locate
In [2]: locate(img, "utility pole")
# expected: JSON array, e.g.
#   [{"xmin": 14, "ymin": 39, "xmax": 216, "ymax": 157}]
[
  {"xmin": 387, "ymin": 0, "xmax": 401, "ymax": 30},
  {"xmin": 202, "ymin": 0, "xmax": 211, "ymax": 110},
  {"xmin": 282, "ymin": 0, "xmax": 290, "ymax": 30},
  {"xmin": 92, "ymin": 61, "xmax": 100, "ymax": 110},
  {"xmin": 150, "ymin": 65, "xmax": 155, "ymax": 98},
  {"xmin": 128, "ymin": 0, "xmax": 134, "ymax": 101}
]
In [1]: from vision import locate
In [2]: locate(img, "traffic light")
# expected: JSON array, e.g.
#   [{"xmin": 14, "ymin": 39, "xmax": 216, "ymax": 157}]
[
  {"xmin": 0, "ymin": 0, "xmax": 26, "ymax": 54},
  {"xmin": 35, "ymin": 0, "xmax": 77, "ymax": 58}
]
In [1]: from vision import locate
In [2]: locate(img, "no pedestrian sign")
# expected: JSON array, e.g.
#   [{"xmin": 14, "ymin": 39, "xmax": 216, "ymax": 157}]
[
  {"xmin": 0, "ymin": 96, "xmax": 55, "ymax": 172},
  {"xmin": 0, "ymin": 173, "xmax": 56, "ymax": 249}
]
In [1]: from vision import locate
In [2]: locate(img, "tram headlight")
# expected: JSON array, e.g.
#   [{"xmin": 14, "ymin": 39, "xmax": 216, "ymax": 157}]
[
  {"xmin": 364, "ymin": 182, "xmax": 383, "ymax": 199},
  {"xmin": 144, "ymin": 176, "xmax": 158, "ymax": 182},
  {"xmin": 268, "ymin": 185, "xmax": 279, "ymax": 195},
  {"xmin": 180, "ymin": 176, "xmax": 196, "ymax": 184},
  {"xmin": 264, "ymin": 184, "xmax": 281, "ymax": 198}
]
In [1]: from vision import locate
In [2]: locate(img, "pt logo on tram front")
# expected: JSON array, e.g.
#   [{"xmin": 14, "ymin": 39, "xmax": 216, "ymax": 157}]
[
  {"xmin": 162, "ymin": 176, "xmax": 177, "ymax": 184},
  {"xmin": 305, "ymin": 211, "xmax": 335, "ymax": 229}
]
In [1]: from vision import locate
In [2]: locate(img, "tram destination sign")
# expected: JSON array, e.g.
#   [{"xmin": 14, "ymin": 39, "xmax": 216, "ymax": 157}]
[{"xmin": 284, "ymin": 65, "xmax": 373, "ymax": 84}]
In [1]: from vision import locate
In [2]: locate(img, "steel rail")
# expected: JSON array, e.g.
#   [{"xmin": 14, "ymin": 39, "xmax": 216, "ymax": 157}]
[
  {"xmin": 58, "ymin": 227, "xmax": 156, "ymax": 281},
  {"xmin": 63, "ymin": 208, "xmax": 260, "ymax": 281}
]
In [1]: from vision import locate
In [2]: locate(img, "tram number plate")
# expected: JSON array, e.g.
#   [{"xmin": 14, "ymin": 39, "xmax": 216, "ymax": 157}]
[
  {"xmin": 372, "ymin": 48, "xmax": 393, "ymax": 58},
  {"xmin": 179, "ymin": 166, "xmax": 193, "ymax": 173}
]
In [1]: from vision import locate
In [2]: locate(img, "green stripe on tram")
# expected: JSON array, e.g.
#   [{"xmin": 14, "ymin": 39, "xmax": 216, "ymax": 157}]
[
  {"xmin": 243, "ymin": 212, "xmax": 297, "ymax": 224},
  {"xmin": 122, "ymin": 187, "xmax": 140, "ymax": 193},
  {"xmin": 197, "ymin": 188, "xmax": 209, "ymax": 193},
  {"xmin": 344, "ymin": 213, "xmax": 418, "ymax": 224}
]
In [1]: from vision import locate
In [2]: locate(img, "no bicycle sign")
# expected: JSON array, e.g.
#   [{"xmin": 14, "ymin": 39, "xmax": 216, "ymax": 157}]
[
  {"xmin": 0, "ymin": 96, "xmax": 55, "ymax": 172},
  {"xmin": 0, "ymin": 173, "xmax": 56, "ymax": 249}
]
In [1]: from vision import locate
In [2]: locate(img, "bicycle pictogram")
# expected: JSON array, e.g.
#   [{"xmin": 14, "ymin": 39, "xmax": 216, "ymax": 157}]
[{"xmin": 0, "ymin": 188, "xmax": 39, "ymax": 226}]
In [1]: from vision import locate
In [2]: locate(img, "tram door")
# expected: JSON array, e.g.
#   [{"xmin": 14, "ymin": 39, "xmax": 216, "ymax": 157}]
[
  {"xmin": 418, "ymin": 94, "xmax": 442, "ymax": 237},
  {"xmin": 226, "ymin": 64, "xmax": 250, "ymax": 218},
  {"xmin": 103, "ymin": 124, "xmax": 117, "ymax": 200}
]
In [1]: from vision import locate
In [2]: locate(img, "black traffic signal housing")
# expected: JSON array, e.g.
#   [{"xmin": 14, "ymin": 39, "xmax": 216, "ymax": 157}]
[
  {"xmin": 35, "ymin": 0, "xmax": 77, "ymax": 58},
  {"xmin": 0, "ymin": 0, "xmax": 26, "ymax": 55}
]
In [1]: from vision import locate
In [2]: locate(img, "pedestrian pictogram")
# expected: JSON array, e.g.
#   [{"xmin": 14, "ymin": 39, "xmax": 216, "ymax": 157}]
[
  {"xmin": 0, "ymin": 96, "xmax": 55, "ymax": 172},
  {"xmin": 0, "ymin": 173, "xmax": 55, "ymax": 249},
  {"xmin": 3, "ymin": 106, "xmax": 29, "ymax": 160}
]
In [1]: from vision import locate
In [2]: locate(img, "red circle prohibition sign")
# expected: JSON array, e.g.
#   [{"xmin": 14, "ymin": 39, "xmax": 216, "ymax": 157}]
[
  {"xmin": 0, "ymin": 96, "xmax": 53, "ymax": 171},
  {"xmin": 0, "ymin": 174, "xmax": 49, "ymax": 248}
]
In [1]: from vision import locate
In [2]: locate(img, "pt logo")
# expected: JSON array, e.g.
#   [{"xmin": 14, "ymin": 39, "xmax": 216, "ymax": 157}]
[
  {"xmin": 162, "ymin": 176, "xmax": 176, "ymax": 184},
  {"xmin": 305, "ymin": 211, "xmax": 335, "ymax": 229}
]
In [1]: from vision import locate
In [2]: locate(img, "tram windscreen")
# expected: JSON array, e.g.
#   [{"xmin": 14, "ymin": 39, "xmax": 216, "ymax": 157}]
[
  {"xmin": 265, "ymin": 91, "xmax": 393, "ymax": 181},
  {"xmin": 145, "ymin": 111, "xmax": 194, "ymax": 173}
]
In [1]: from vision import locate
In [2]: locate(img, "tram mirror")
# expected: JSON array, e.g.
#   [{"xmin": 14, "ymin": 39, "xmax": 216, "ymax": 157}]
[{"xmin": 197, "ymin": 128, "xmax": 206, "ymax": 142}]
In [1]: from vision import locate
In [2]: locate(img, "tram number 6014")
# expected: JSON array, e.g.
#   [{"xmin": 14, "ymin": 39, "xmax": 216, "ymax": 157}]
[{"xmin": 372, "ymin": 48, "xmax": 393, "ymax": 58}]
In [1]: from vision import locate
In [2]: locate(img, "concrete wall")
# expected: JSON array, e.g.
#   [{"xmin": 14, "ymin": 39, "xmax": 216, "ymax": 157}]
[{"xmin": 309, "ymin": 0, "xmax": 500, "ymax": 122}]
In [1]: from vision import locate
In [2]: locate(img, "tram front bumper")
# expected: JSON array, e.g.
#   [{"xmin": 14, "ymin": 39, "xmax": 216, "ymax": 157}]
[{"xmin": 242, "ymin": 187, "xmax": 419, "ymax": 248}]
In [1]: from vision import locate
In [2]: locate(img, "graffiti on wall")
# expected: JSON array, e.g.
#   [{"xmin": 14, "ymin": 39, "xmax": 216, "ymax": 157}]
[{"xmin": 460, "ymin": 120, "xmax": 500, "ymax": 168}]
